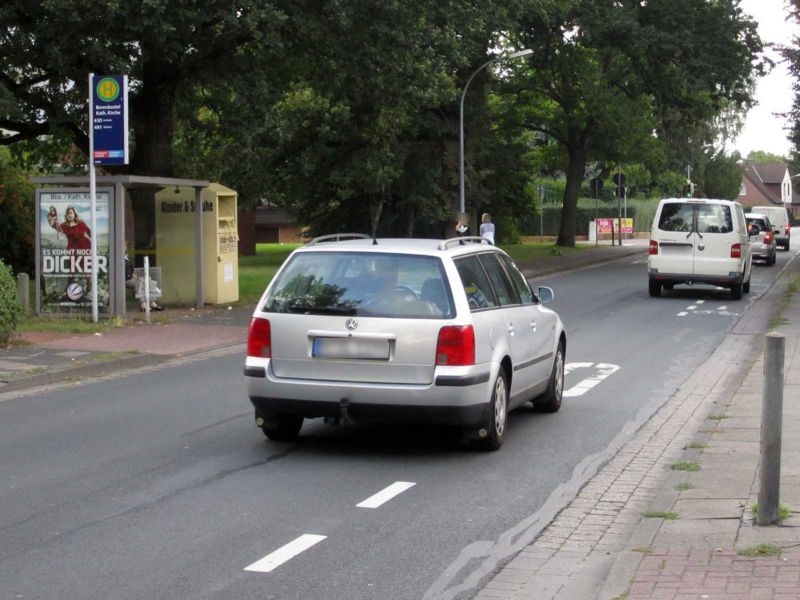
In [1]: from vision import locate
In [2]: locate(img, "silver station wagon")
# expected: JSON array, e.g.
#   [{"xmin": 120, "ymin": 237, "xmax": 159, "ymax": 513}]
[{"xmin": 244, "ymin": 234, "xmax": 566, "ymax": 450}]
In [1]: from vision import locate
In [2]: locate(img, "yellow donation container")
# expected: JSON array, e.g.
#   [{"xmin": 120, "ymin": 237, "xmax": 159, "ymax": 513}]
[{"xmin": 154, "ymin": 183, "xmax": 239, "ymax": 305}]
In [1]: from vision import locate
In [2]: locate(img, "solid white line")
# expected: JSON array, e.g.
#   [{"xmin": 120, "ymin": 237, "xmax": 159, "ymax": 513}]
[
  {"xmin": 244, "ymin": 534, "xmax": 326, "ymax": 573},
  {"xmin": 357, "ymin": 481, "xmax": 416, "ymax": 509}
]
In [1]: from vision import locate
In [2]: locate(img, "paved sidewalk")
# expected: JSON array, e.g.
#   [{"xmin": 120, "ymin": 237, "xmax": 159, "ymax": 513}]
[{"xmin": 475, "ymin": 254, "xmax": 800, "ymax": 600}]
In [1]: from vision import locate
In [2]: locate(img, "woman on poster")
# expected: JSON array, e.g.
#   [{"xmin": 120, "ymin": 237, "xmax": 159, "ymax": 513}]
[{"xmin": 51, "ymin": 205, "xmax": 92, "ymax": 251}]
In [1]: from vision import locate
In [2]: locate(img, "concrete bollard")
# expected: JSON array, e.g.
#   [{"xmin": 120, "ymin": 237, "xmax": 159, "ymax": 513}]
[
  {"xmin": 758, "ymin": 332, "xmax": 784, "ymax": 526},
  {"xmin": 16, "ymin": 273, "xmax": 30, "ymax": 314}
]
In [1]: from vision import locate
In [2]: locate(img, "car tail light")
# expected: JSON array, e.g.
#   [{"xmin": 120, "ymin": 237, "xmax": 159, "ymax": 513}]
[
  {"xmin": 765, "ymin": 232, "xmax": 773, "ymax": 244},
  {"xmin": 436, "ymin": 325, "xmax": 475, "ymax": 366},
  {"xmin": 730, "ymin": 243, "xmax": 741, "ymax": 259},
  {"xmin": 649, "ymin": 240, "xmax": 658, "ymax": 255},
  {"xmin": 247, "ymin": 317, "xmax": 271, "ymax": 358}
]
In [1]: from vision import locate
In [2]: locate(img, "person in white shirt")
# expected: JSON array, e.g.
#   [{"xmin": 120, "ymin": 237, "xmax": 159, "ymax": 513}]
[{"xmin": 480, "ymin": 212, "xmax": 495, "ymax": 244}]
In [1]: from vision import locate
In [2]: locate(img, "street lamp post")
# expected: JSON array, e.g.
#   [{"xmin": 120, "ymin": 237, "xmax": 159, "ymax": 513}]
[{"xmin": 459, "ymin": 48, "xmax": 533, "ymax": 215}]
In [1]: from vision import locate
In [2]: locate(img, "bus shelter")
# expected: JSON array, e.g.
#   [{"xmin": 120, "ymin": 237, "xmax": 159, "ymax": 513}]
[{"xmin": 32, "ymin": 175, "xmax": 210, "ymax": 316}]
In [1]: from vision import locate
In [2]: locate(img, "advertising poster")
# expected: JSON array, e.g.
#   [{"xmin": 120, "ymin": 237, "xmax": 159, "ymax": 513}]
[
  {"xmin": 596, "ymin": 218, "xmax": 634, "ymax": 234},
  {"xmin": 38, "ymin": 190, "xmax": 111, "ymax": 313}
]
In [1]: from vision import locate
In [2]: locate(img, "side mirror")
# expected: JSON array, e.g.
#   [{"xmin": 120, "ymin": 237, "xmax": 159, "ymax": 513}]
[{"xmin": 537, "ymin": 286, "xmax": 554, "ymax": 303}]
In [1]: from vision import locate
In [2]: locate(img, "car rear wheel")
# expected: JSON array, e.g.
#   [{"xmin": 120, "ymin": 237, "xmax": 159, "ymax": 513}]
[
  {"xmin": 258, "ymin": 413, "xmax": 304, "ymax": 442},
  {"xmin": 472, "ymin": 370, "xmax": 508, "ymax": 451},
  {"xmin": 534, "ymin": 341, "xmax": 565, "ymax": 413},
  {"xmin": 648, "ymin": 279, "xmax": 662, "ymax": 297}
]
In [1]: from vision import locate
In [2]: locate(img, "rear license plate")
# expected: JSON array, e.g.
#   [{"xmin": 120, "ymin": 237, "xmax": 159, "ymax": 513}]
[{"xmin": 312, "ymin": 337, "xmax": 390, "ymax": 360}]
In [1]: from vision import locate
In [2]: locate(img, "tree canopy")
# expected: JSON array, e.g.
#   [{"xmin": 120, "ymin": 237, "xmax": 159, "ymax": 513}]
[{"xmin": 0, "ymin": 0, "xmax": 764, "ymax": 245}]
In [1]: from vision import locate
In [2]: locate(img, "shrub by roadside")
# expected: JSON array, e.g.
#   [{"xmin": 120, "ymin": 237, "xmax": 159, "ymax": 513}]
[{"xmin": 0, "ymin": 259, "xmax": 22, "ymax": 345}]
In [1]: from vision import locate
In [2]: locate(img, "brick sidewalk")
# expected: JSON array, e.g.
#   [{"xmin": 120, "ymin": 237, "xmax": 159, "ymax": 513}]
[
  {"xmin": 628, "ymin": 547, "xmax": 800, "ymax": 600},
  {"xmin": 474, "ymin": 255, "xmax": 800, "ymax": 600}
]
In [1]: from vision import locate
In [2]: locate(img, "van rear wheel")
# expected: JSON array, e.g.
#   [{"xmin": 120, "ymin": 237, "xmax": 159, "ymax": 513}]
[
  {"xmin": 731, "ymin": 281, "xmax": 743, "ymax": 300},
  {"xmin": 648, "ymin": 279, "xmax": 662, "ymax": 297}
]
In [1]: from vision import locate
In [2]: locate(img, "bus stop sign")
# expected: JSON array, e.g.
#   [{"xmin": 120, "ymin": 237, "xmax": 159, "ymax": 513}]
[{"xmin": 91, "ymin": 75, "xmax": 129, "ymax": 165}]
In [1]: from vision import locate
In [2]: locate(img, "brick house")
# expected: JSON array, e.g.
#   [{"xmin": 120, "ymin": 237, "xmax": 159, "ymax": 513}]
[{"xmin": 737, "ymin": 163, "xmax": 799, "ymax": 219}]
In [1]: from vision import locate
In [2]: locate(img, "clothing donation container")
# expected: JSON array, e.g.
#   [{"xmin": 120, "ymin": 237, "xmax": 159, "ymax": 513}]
[{"xmin": 154, "ymin": 183, "xmax": 239, "ymax": 305}]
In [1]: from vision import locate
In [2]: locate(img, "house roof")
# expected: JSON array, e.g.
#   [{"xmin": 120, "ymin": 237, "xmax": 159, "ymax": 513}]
[
  {"xmin": 743, "ymin": 164, "xmax": 783, "ymax": 204},
  {"xmin": 749, "ymin": 163, "xmax": 788, "ymax": 185}
]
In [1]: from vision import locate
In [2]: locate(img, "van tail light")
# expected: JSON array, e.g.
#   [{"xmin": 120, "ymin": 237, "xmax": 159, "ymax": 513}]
[
  {"xmin": 436, "ymin": 325, "xmax": 475, "ymax": 366},
  {"xmin": 786, "ymin": 224, "xmax": 791, "ymax": 235},
  {"xmin": 765, "ymin": 232, "xmax": 773, "ymax": 244},
  {"xmin": 730, "ymin": 243, "xmax": 741, "ymax": 259},
  {"xmin": 649, "ymin": 240, "xmax": 658, "ymax": 255},
  {"xmin": 247, "ymin": 317, "xmax": 272, "ymax": 358}
]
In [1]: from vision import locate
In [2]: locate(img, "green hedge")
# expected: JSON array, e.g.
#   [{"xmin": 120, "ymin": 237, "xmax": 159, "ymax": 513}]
[
  {"xmin": 0, "ymin": 259, "xmax": 22, "ymax": 345},
  {"xmin": 522, "ymin": 204, "xmax": 640, "ymax": 236}
]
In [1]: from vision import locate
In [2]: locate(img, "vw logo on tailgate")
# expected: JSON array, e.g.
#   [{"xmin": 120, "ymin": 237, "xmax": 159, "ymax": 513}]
[{"xmin": 345, "ymin": 318, "xmax": 358, "ymax": 331}]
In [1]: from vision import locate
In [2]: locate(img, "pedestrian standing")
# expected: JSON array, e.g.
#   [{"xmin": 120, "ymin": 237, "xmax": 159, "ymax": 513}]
[
  {"xmin": 455, "ymin": 213, "xmax": 472, "ymax": 237},
  {"xmin": 480, "ymin": 213, "xmax": 495, "ymax": 244}
]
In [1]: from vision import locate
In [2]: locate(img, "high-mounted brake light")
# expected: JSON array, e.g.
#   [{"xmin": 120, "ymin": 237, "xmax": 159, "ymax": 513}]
[
  {"xmin": 730, "ymin": 243, "xmax": 742, "ymax": 259},
  {"xmin": 247, "ymin": 317, "xmax": 272, "ymax": 358},
  {"xmin": 435, "ymin": 325, "xmax": 475, "ymax": 366},
  {"xmin": 649, "ymin": 240, "xmax": 658, "ymax": 255}
]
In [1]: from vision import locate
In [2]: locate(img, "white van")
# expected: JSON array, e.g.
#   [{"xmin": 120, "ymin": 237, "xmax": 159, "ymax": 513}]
[
  {"xmin": 750, "ymin": 205, "xmax": 791, "ymax": 250},
  {"xmin": 648, "ymin": 198, "xmax": 752, "ymax": 299}
]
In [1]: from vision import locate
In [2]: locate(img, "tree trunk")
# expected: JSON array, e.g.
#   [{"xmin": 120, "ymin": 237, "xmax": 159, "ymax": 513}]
[
  {"xmin": 556, "ymin": 145, "xmax": 588, "ymax": 247},
  {"xmin": 130, "ymin": 66, "xmax": 177, "ymax": 176}
]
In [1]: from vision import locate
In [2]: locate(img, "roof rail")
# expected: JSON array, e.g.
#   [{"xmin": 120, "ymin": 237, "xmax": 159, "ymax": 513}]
[
  {"xmin": 438, "ymin": 236, "xmax": 493, "ymax": 251},
  {"xmin": 306, "ymin": 233, "xmax": 371, "ymax": 246}
]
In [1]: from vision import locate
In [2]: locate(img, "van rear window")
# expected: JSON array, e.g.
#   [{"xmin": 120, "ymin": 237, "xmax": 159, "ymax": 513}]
[
  {"xmin": 658, "ymin": 203, "xmax": 693, "ymax": 232},
  {"xmin": 658, "ymin": 203, "xmax": 732, "ymax": 234}
]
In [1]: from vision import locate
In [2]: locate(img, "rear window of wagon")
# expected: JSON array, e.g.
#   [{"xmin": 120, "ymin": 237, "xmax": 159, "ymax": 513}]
[{"xmin": 262, "ymin": 251, "xmax": 455, "ymax": 318}]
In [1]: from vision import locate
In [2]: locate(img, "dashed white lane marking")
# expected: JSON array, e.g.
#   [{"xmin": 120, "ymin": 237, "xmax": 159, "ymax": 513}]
[
  {"xmin": 677, "ymin": 312, "xmax": 689, "ymax": 317},
  {"xmin": 245, "ymin": 534, "xmax": 326, "ymax": 573},
  {"xmin": 357, "ymin": 482, "xmax": 416, "ymax": 509},
  {"xmin": 564, "ymin": 363, "xmax": 621, "ymax": 397}
]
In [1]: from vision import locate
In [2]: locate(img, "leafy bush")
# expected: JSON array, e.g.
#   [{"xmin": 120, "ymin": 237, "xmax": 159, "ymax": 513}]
[{"xmin": 0, "ymin": 259, "xmax": 22, "ymax": 345}]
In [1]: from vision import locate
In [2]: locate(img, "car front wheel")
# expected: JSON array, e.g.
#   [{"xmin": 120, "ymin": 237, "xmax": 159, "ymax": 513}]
[{"xmin": 473, "ymin": 370, "xmax": 508, "ymax": 451}]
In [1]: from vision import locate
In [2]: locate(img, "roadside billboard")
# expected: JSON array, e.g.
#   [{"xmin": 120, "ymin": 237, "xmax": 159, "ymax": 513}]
[
  {"xmin": 36, "ymin": 189, "xmax": 112, "ymax": 314},
  {"xmin": 596, "ymin": 218, "xmax": 633, "ymax": 235}
]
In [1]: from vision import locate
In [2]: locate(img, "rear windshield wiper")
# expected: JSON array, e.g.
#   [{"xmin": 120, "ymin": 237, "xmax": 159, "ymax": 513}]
[{"xmin": 284, "ymin": 305, "xmax": 357, "ymax": 315}]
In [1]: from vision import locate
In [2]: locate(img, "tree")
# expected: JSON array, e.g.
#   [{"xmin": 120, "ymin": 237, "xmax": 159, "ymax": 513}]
[
  {"xmin": 0, "ymin": 148, "xmax": 35, "ymax": 275},
  {"xmin": 781, "ymin": 0, "xmax": 800, "ymax": 171},
  {"xmin": 509, "ymin": 0, "xmax": 761, "ymax": 246},
  {"xmin": 0, "ymin": 1, "xmax": 284, "ymax": 175},
  {"xmin": 700, "ymin": 150, "xmax": 744, "ymax": 199},
  {"xmin": 746, "ymin": 150, "xmax": 788, "ymax": 164}
]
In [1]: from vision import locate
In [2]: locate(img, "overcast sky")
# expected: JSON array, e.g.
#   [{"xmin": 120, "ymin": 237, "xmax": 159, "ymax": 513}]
[{"xmin": 732, "ymin": 0, "xmax": 798, "ymax": 158}]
